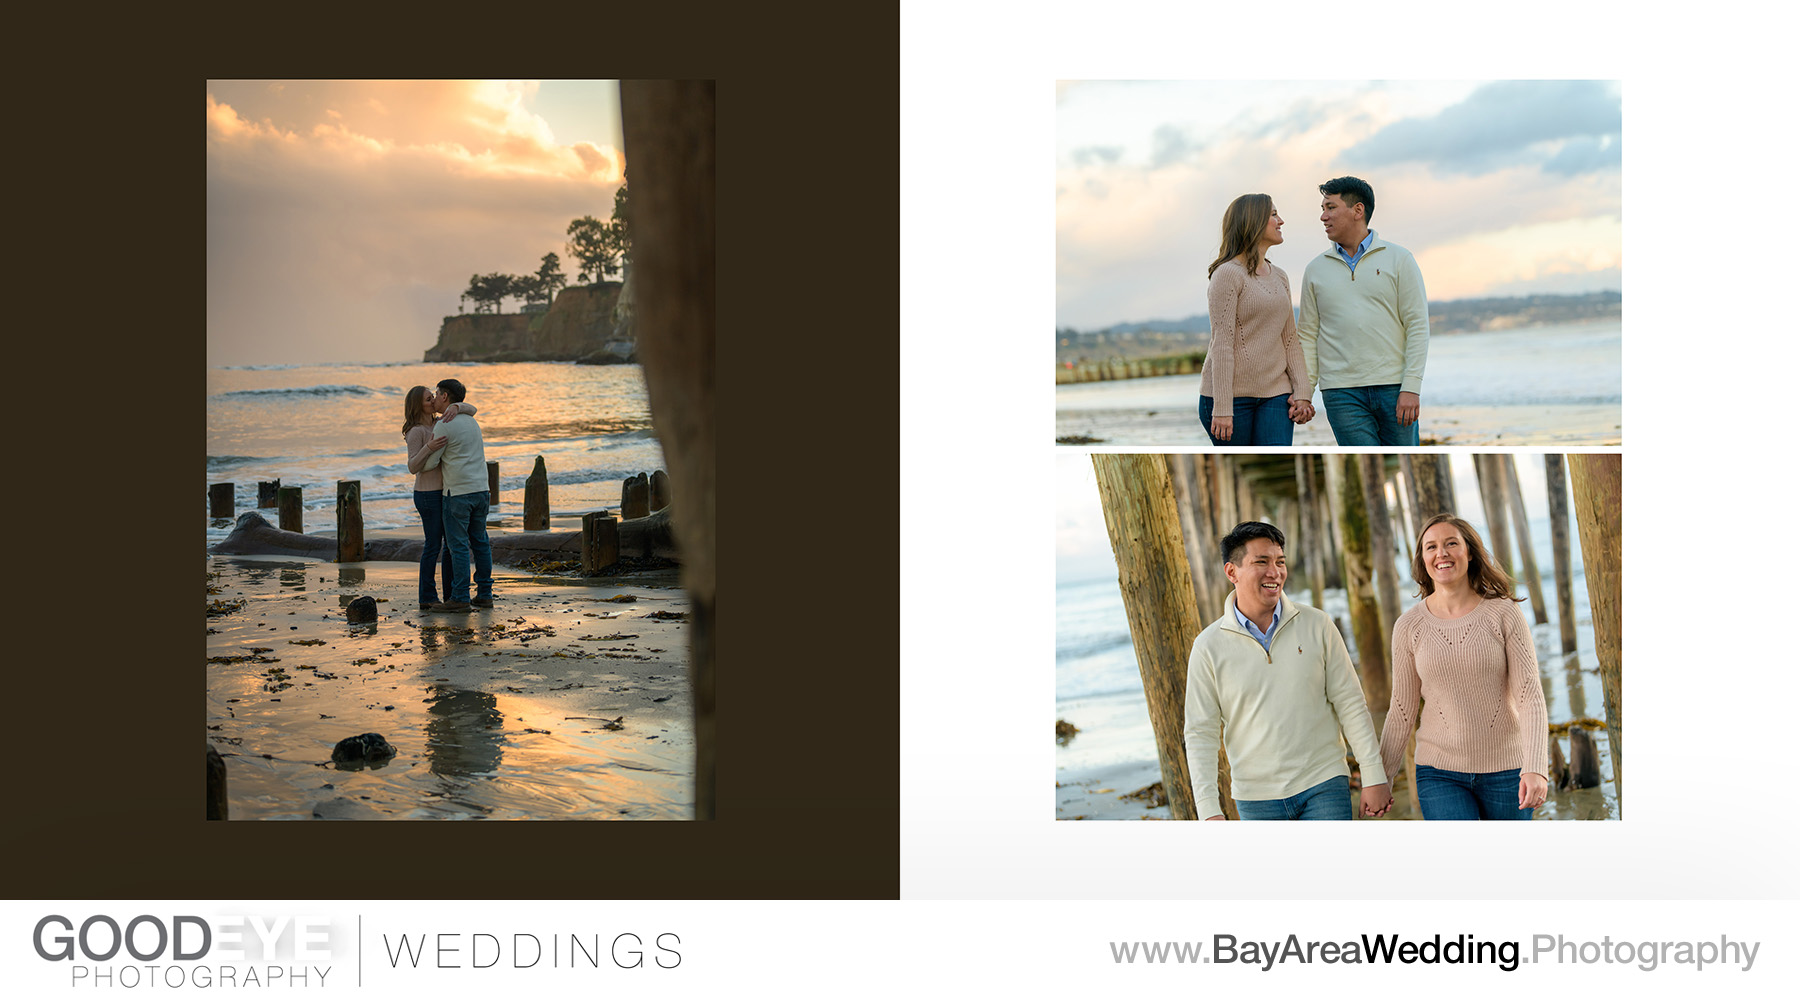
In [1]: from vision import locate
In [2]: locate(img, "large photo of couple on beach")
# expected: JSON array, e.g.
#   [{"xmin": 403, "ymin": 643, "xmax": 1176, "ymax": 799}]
[
  {"xmin": 205, "ymin": 80, "xmax": 716, "ymax": 822},
  {"xmin": 1055, "ymin": 80, "xmax": 1621, "ymax": 448},
  {"xmin": 1055, "ymin": 452, "xmax": 1621, "ymax": 822}
]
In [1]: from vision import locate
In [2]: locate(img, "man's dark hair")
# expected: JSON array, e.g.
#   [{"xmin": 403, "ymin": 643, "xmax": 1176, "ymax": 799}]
[
  {"xmin": 1219, "ymin": 520, "xmax": 1286, "ymax": 566},
  {"xmin": 1320, "ymin": 176, "xmax": 1375, "ymax": 223},
  {"xmin": 436, "ymin": 378, "xmax": 467, "ymax": 403}
]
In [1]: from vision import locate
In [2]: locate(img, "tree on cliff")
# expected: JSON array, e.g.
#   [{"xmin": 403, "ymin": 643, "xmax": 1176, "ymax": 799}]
[
  {"xmin": 465, "ymin": 272, "xmax": 515, "ymax": 314},
  {"xmin": 535, "ymin": 252, "xmax": 567, "ymax": 306},
  {"xmin": 564, "ymin": 178, "xmax": 632, "ymax": 284}
]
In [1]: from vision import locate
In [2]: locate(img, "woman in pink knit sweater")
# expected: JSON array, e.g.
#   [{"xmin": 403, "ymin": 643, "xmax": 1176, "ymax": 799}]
[
  {"xmin": 1197, "ymin": 194, "xmax": 1315, "ymax": 446},
  {"xmin": 1379, "ymin": 513, "xmax": 1551, "ymax": 820}
]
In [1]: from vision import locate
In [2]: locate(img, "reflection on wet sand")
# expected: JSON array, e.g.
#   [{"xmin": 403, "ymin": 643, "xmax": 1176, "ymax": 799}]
[{"xmin": 425, "ymin": 685, "xmax": 506, "ymax": 779}]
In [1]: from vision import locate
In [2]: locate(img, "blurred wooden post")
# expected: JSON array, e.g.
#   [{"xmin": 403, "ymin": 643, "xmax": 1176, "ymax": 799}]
[
  {"xmin": 1191, "ymin": 456, "xmax": 1228, "ymax": 616},
  {"xmin": 1358, "ymin": 455, "xmax": 1403, "ymax": 661},
  {"xmin": 209, "ymin": 483, "xmax": 233, "ymax": 519},
  {"xmin": 1166, "ymin": 455, "xmax": 1213, "ymax": 618},
  {"xmin": 1325, "ymin": 454, "xmax": 1389, "ymax": 709},
  {"xmin": 1474, "ymin": 455, "xmax": 1515, "ymax": 579},
  {"xmin": 335, "ymin": 480, "xmax": 364, "ymax": 563},
  {"xmin": 1091, "ymin": 454, "xmax": 1207, "ymax": 821},
  {"xmin": 582, "ymin": 512, "xmax": 619, "ymax": 575},
  {"xmin": 1501, "ymin": 455, "xmax": 1548, "ymax": 623},
  {"xmin": 206, "ymin": 746, "xmax": 228, "ymax": 821},
  {"xmin": 1296, "ymin": 456, "xmax": 1327, "ymax": 610},
  {"xmin": 649, "ymin": 469, "xmax": 670, "ymax": 511},
  {"xmin": 622, "ymin": 473, "xmax": 650, "ymax": 520},
  {"xmin": 524, "ymin": 456, "xmax": 549, "ymax": 530},
  {"xmin": 1568, "ymin": 454, "xmax": 1622, "ymax": 805},
  {"xmin": 487, "ymin": 461, "xmax": 500, "ymax": 506},
  {"xmin": 258, "ymin": 480, "xmax": 280, "ymax": 508},
  {"xmin": 1545, "ymin": 455, "xmax": 1579, "ymax": 654},
  {"xmin": 277, "ymin": 486, "xmax": 302, "ymax": 533},
  {"xmin": 1435, "ymin": 455, "xmax": 1458, "ymax": 515}
]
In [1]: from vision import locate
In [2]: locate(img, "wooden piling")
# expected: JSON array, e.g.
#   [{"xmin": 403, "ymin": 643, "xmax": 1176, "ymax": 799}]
[
  {"xmin": 1166, "ymin": 455, "xmax": 1214, "ymax": 618},
  {"xmin": 649, "ymin": 469, "xmax": 670, "ymax": 511},
  {"xmin": 1568, "ymin": 454, "xmax": 1622, "ymax": 803},
  {"xmin": 258, "ymin": 480, "xmax": 280, "ymax": 508},
  {"xmin": 1568, "ymin": 726, "xmax": 1601, "ymax": 789},
  {"xmin": 277, "ymin": 486, "xmax": 302, "ymax": 533},
  {"xmin": 209, "ymin": 483, "xmax": 234, "ymax": 519},
  {"xmin": 582, "ymin": 512, "xmax": 620, "ymax": 575},
  {"xmin": 487, "ymin": 461, "xmax": 500, "ymax": 506},
  {"xmin": 524, "ymin": 456, "xmax": 549, "ymax": 530},
  {"xmin": 1501, "ymin": 455, "xmax": 1548, "ymax": 623},
  {"xmin": 1358, "ymin": 455, "xmax": 1403, "ymax": 667},
  {"xmin": 1548, "ymin": 732, "xmax": 1570, "ymax": 789},
  {"xmin": 1474, "ymin": 454, "xmax": 1515, "ymax": 579},
  {"xmin": 1545, "ymin": 455, "xmax": 1579, "ymax": 654},
  {"xmin": 1296, "ymin": 456, "xmax": 1327, "ymax": 610},
  {"xmin": 1092, "ymin": 454, "xmax": 1209, "ymax": 820},
  {"xmin": 335, "ymin": 480, "xmax": 364, "ymax": 563},
  {"xmin": 622, "ymin": 473, "xmax": 650, "ymax": 520},
  {"xmin": 1325, "ymin": 455, "xmax": 1389, "ymax": 709},
  {"xmin": 1191, "ymin": 456, "xmax": 1229, "ymax": 615}
]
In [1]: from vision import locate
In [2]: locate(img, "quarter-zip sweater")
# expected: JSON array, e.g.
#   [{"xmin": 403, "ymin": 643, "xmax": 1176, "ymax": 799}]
[
  {"xmin": 1184, "ymin": 594, "xmax": 1387, "ymax": 818},
  {"xmin": 1296, "ymin": 231, "xmax": 1429, "ymax": 396},
  {"xmin": 1378, "ymin": 598, "xmax": 1551, "ymax": 783}
]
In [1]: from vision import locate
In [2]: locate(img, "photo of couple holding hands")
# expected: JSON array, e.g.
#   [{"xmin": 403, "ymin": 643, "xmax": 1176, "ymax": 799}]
[{"xmin": 1199, "ymin": 176, "xmax": 1427, "ymax": 448}]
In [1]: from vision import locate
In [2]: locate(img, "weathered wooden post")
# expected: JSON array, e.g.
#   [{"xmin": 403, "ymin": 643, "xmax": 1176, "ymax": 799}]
[
  {"xmin": 336, "ymin": 480, "xmax": 364, "ymax": 563},
  {"xmin": 1501, "ymin": 455, "xmax": 1548, "ymax": 623},
  {"xmin": 1091, "ymin": 454, "xmax": 1207, "ymax": 821},
  {"xmin": 582, "ymin": 512, "xmax": 620, "ymax": 575},
  {"xmin": 1358, "ymin": 455, "xmax": 1403, "ymax": 664},
  {"xmin": 1190, "ymin": 456, "xmax": 1228, "ymax": 616},
  {"xmin": 1325, "ymin": 455, "xmax": 1389, "ymax": 709},
  {"xmin": 209, "ymin": 483, "xmax": 234, "ymax": 519},
  {"xmin": 1473, "ymin": 454, "xmax": 1515, "ymax": 579},
  {"xmin": 524, "ymin": 456, "xmax": 549, "ymax": 530},
  {"xmin": 487, "ymin": 461, "xmax": 500, "ymax": 507},
  {"xmin": 258, "ymin": 480, "xmax": 280, "ymax": 508},
  {"xmin": 1568, "ymin": 454, "xmax": 1622, "ymax": 805},
  {"xmin": 1166, "ymin": 455, "xmax": 1213, "ymax": 618},
  {"xmin": 1545, "ymin": 455, "xmax": 1579, "ymax": 654},
  {"xmin": 1297, "ymin": 456, "xmax": 1327, "ymax": 610},
  {"xmin": 622, "ymin": 472, "xmax": 650, "ymax": 520},
  {"xmin": 649, "ymin": 469, "xmax": 671, "ymax": 511},
  {"xmin": 277, "ymin": 486, "xmax": 302, "ymax": 533},
  {"xmin": 1568, "ymin": 725, "xmax": 1601, "ymax": 789},
  {"xmin": 1435, "ymin": 455, "xmax": 1457, "ymax": 516},
  {"xmin": 206, "ymin": 746, "xmax": 228, "ymax": 821}
]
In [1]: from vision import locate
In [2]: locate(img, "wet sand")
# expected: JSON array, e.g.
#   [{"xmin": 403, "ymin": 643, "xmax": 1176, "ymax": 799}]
[
  {"xmin": 1056, "ymin": 402, "xmax": 1622, "ymax": 447},
  {"xmin": 206, "ymin": 520, "xmax": 694, "ymax": 820}
]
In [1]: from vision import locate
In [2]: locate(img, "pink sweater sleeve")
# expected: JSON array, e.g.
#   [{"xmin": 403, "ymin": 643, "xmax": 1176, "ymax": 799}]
[
  {"xmin": 1380, "ymin": 614, "xmax": 1420, "ymax": 783},
  {"xmin": 1206, "ymin": 266, "xmax": 1241, "ymax": 404},
  {"xmin": 1278, "ymin": 271, "xmax": 1308, "ymax": 399},
  {"xmin": 1503, "ymin": 602, "xmax": 1551, "ymax": 778}
]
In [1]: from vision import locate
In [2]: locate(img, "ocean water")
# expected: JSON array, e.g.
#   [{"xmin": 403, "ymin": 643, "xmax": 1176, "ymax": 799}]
[
  {"xmin": 1056, "ymin": 499, "xmax": 1622, "ymax": 820},
  {"xmin": 1054, "ymin": 319, "xmax": 1621, "ymax": 412},
  {"xmin": 206, "ymin": 362, "xmax": 665, "ymax": 547}
]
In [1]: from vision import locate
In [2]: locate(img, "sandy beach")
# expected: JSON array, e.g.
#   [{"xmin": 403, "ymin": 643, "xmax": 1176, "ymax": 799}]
[
  {"xmin": 206, "ymin": 514, "xmax": 694, "ymax": 820},
  {"xmin": 1056, "ymin": 401, "xmax": 1622, "ymax": 447}
]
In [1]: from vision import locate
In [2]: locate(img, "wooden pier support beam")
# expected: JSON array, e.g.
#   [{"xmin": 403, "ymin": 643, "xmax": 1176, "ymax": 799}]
[
  {"xmin": 622, "ymin": 473, "xmax": 650, "ymax": 520},
  {"xmin": 1092, "ymin": 454, "xmax": 1208, "ymax": 821},
  {"xmin": 524, "ymin": 456, "xmax": 549, "ymax": 530},
  {"xmin": 277, "ymin": 486, "xmax": 302, "ymax": 533},
  {"xmin": 582, "ymin": 512, "xmax": 619, "ymax": 575},
  {"xmin": 1325, "ymin": 454, "xmax": 1389, "ymax": 709},
  {"xmin": 1501, "ymin": 455, "xmax": 1548, "ymax": 623},
  {"xmin": 1474, "ymin": 454, "xmax": 1515, "ymax": 579},
  {"xmin": 650, "ymin": 469, "xmax": 670, "ymax": 512},
  {"xmin": 1359, "ymin": 454, "xmax": 1403, "ymax": 661},
  {"xmin": 1568, "ymin": 454, "xmax": 1622, "ymax": 804},
  {"xmin": 1297, "ymin": 456, "xmax": 1327, "ymax": 610},
  {"xmin": 1545, "ymin": 455, "xmax": 1579, "ymax": 654},
  {"xmin": 209, "ymin": 483, "xmax": 234, "ymax": 519},
  {"xmin": 258, "ymin": 480, "xmax": 280, "ymax": 508},
  {"xmin": 335, "ymin": 480, "xmax": 364, "ymax": 563},
  {"xmin": 487, "ymin": 461, "xmax": 500, "ymax": 507}
]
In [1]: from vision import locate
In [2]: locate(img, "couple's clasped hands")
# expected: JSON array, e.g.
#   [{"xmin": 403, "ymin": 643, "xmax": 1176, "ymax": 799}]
[
  {"xmin": 1361, "ymin": 782, "xmax": 1392, "ymax": 818},
  {"xmin": 1207, "ymin": 398, "xmax": 1314, "ymax": 443}
]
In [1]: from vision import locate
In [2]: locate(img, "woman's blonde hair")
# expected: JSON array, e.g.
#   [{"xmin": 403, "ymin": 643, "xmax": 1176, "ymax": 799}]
[
  {"xmin": 1208, "ymin": 193, "xmax": 1274, "ymax": 279},
  {"xmin": 1410, "ymin": 512, "xmax": 1523, "ymax": 601}
]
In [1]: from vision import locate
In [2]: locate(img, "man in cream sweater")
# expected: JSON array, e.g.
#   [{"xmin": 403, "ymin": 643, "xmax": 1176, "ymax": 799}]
[
  {"xmin": 1297, "ymin": 176, "xmax": 1429, "ymax": 446},
  {"xmin": 1184, "ymin": 521, "xmax": 1391, "ymax": 820},
  {"xmin": 415, "ymin": 378, "xmax": 494, "ymax": 612}
]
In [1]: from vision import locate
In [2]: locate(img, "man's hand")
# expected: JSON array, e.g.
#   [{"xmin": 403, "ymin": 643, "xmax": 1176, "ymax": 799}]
[
  {"xmin": 1210, "ymin": 415, "xmax": 1233, "ymax": 442},
  {"xmin": 1205, "ymin": 814, "xmax": 1227, "ymax": 821},
  {"xmin": 1396, "ymin": 391, "xmax": 1420, "ymax": 427},
  {"xmin": 1518, "ymin": 772, "xmax": 1548, "ymax": 810},
  {"xmin": 440, "ymin": 402, "xmax": 460, "ymax": 423},
  {"xmin": 425, "ymin": 434, "xmax": 449, "ymax": 453},
  {"xmin": 1288, "ymin": 398, "xmax": 1315, "ymax": 424},
  {"xmin": 1360, "ymin": 782, "xmax": 1393, "ymax": 818}
]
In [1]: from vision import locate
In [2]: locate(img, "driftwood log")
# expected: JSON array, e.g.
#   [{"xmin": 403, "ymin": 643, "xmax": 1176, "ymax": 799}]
[{"xmin": 209, "ymin": 509, "xmax": 675, "ymax": 565}]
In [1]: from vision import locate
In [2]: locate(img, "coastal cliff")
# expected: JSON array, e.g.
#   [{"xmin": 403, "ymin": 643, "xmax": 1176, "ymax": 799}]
[{"xmin": 424, "ymin": 278, "xmax": 636, "ymax": 364}]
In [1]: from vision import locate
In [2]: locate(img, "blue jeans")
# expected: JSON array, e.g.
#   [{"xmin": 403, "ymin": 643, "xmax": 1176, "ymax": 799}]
[
  {"xmin": 1415, "ymin": 764, "xmax": 1533, "ymax": 820},
  {"xmin": 442, "ymin": 491, "xmax": 493, "ymax": 603},
  {"xmin": 1234, "ymin": 774, "xmax": 1350, "ymax": 821},
  {"xmin": 1321, "ymin": 384, "xmax": 1419, "ymax": 446},
  {"xmin": 413, "ymin": 490, "xmax": 455, "ymax": 606},
  {"xmin": 1199, "ymin": 394, "xmax": 1294, "ymax": 446}
]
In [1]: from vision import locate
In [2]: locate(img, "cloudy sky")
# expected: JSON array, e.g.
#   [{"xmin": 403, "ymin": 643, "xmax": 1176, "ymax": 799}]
[
  {"xmin": 1055, "ymin": 80, "xmax": 1622, "ymax": 331},
  {"xmin": 207, "ymin": 80, "xmax": 624, "ymax": 366}
]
